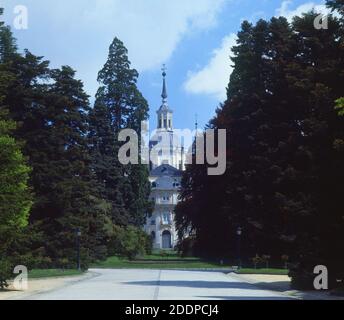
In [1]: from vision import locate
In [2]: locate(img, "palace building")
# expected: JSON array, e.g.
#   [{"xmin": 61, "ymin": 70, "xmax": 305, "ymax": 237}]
[{"xmin": 144, "ymin": 67, "xmax": 187, "ymax": 249}]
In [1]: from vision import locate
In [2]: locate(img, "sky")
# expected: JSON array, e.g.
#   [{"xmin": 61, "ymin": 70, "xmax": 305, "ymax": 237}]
[{"xmin": 1, "ymin": 0, "xmax": 330, "ymax": 130}]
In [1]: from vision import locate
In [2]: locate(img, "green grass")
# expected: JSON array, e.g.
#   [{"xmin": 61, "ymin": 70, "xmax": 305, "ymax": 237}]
[
  {"xmin": 91, "ymin": 256, "xmax": 228, "ymax": 270},
  {"xmin": 29, "ymin": 269, "xmax": 84, "ymax": 279},
  {"xmin": 236, "ymin": 268, "xmax": 289, "ymax": 275},
  {"xmin": 138, "ymin": 254, "xmax": 200, "ymax": 262}
]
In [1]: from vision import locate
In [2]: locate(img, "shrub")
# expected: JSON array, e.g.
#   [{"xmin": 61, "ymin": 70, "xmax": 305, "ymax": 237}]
[{"xmin": 110, "ymin": 225, "xmax": 152, "ymax": 260}]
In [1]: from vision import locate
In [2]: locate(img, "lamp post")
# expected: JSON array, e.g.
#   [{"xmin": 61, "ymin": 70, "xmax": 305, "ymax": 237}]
[
  {"xmin": 76, "ymin": 228, "xmax": 81, "ymax": 271},
  {"xmin": 237, "ymin": 227, "xmax": 242, "ymax": 269}
]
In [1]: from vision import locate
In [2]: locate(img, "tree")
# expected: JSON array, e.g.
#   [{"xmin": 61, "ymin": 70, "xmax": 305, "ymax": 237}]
[
  {"xmin": 285, "ymin": 11, "xmax": 344, "ymax": 289},
  {"xmin": 1, "ymin": 33, "xmax": 112, "ymax": 265},
  {"xmin": 0, "ymin": 112, "xmax": 32, "ymax": 289},
  {"xmin": 28, "ymin": 66, "xmax": 113, "ymax": 265},
  {"xmin": 177, "ymin": 18, "xmax": 299, "ymax": 259},
  {"xmin": 176, "ymin": 10, "xmax": 344, "ymax": 290},
  {"xmin": 0, "ymin": 111, "xmax": 31, "ymax": 241},
  {"xmin": 89, "ymin": 37, "xmax": 151, "ymax": 227},
  {"xmin": 327, "ymin": 0, "xmax": 344, "ymax": 15},
  {"xmin": 0, "ymin": 9, "xmax": 17, "ymax": 63},
  {"xmin": 0, "ymin": 7, "xmax": 32, "ymax": 289}
]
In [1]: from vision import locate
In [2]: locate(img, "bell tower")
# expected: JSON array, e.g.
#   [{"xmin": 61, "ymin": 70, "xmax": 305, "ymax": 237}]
[{"xmin": 157, "ymin": 65, "xmax": 173, "ymax": 131}]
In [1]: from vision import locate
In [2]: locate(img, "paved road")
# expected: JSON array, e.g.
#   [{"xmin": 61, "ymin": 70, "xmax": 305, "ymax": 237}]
[{"xmin": 25, "ymin": 269, "xmax": 295, "ymax": 300}]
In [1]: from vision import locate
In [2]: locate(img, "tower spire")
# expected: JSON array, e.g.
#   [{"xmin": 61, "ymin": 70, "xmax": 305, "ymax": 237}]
[{"xmin": 161, "ymin": 64, "xmax": 168, "ymax": 104}]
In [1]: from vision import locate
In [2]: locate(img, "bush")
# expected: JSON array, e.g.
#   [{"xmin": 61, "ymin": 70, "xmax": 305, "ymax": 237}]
[{"xmin": 109, "ymin": 225, "xmax": 152, "ymax": 260}]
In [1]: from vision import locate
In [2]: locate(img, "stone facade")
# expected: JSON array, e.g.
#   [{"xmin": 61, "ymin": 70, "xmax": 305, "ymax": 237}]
[
  {"xmin": 144, "ymin": 67, "xmax": 186, "ymax": 250},
  {"xmin": 144, "ymin": 165, "xmax": 182, "ymax": 249}
]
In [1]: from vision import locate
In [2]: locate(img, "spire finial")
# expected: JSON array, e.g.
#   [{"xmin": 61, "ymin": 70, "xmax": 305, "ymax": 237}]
[
  {"xmin": 162, "ymin": 64, "xmax": 167, "ymax": 77},
  {"xmin": 161, "ymin": 64, "xmax": 168, "ymax": 103}
]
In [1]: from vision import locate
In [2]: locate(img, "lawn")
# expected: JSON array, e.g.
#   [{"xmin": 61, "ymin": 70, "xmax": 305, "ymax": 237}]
[
  {"xmin": 91, "ymin": 256, "xmax": 228, "ymax": 270},
  {"xmin": 236, "ymin": 268, "xmax": 289, "ymax": 275},
  {"xmin": 29, "ymin": 269, "xmax": 84, "ymax": 279}
]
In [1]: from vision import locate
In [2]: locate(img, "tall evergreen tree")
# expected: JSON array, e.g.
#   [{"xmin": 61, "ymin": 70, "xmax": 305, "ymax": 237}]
[
  {"xmin": 26, "ymin": 66, "xmax": 112, "ymax": 265},
  {"xmin": 89, "ymin": 37, "xmax": 151, "ymax": 227},
  {"xmin": 177, "ymin": 10, "xmax": 344, "ymax": 290},
  {"xmin": 327, "ymin": 0, "xmax": 344, "ymax": 15},
  {"xmin": 0, "ymin": 8, "xmax": 17, "ymax": 63},
  {"xmin": 1, "ymin": 29, "xmax": 111, "ymax": 265}
]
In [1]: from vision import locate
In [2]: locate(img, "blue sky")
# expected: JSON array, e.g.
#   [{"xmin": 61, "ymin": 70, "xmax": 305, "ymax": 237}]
[{"xmin": 2, "ymin": 0, "xmax": 328, "ymax": 130}]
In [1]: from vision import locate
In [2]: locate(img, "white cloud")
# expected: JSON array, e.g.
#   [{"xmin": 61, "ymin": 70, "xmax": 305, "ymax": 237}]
[
  {"xmin": 184, "ymin": 33, "xmax": 237, "ymax": 101},
  {"xmin": 80, "ymin": 0, "xmax": 226, "ymax": 72},
  {"xmin": 276, "ymin": 1, "xmax": 330, "ymax": 21},
  {"xmin": 3, "ymin": 0, "xmax": 225, "ymax": 97}
]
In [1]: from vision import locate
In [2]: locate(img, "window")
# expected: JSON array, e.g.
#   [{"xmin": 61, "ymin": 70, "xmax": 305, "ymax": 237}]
[
  {"xmin": 152, "ymin": 182, "xmax": 157, "ymax": 188},
  {"xmin": 162, "ymin": 213, "xmax": 170, "ymax": 224},
  {"xmin": 150, "ymin": 219, "xmax": 156, "ymax": 226}
]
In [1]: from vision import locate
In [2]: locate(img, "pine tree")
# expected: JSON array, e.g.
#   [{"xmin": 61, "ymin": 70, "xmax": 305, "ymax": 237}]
[
  {"xmin": 176, "ymin": 12, "xmax": 344, "ymax": 290},
  {"xmin": 89, "ymin": 37, "xmax": 151, "ymax": 227},
  {"xmin": 327, "ymin": 0, "xmax": 344, "ymax": 15},
  {"xmin": 28, "ymin": 66, "xmax": 112, "ymax": 265},
  {"xmin": 286, "ymin": 10, "xmax": 344, "ymax": 289},
  {"xmin": 0, "ymin": 9, "xmax": 17, "ymax": 63},
  {"xmin": 1, "ymin": 29, "xmax": 111, "ymax": 265}
]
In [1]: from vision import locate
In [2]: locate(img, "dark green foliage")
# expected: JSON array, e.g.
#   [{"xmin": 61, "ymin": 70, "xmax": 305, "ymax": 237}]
[
  {"xmin": 0, "ymin": 21, "xmax": 112, "ymax": 267},
  {"xmin": 23, "ymin": 65, "xmax": 113, "ymax": 266},
  {"xmin": 109, "ymin": 225, "xmax": 152, "ymax": 260},
  {"xmin": 0, "ymin": 12, "xmax": 17, "ymax": 63},
  {"xmin": 0, "ymin": 12, "xmax": 32, "ymax": 286},
  {"xmin": 89, "ymin": 37, "xmax": 151, "ymax": 227},
  {"xmin": 327, "ymin": 0, "xmax": 344, "ymax": 15},
  {"xmin": 176, "ymin": 11, "xmax": 344, "ymax": 289},
  {"xmin": 0, "ymin": 112, "xmax": 32, "ymax": 288},
  {"xmin": 0, "ymin": 14, "xmax": 152, "ymax": 275}
]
